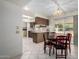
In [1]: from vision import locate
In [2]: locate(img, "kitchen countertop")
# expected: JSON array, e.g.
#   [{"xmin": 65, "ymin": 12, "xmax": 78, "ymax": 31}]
[{"xmin": 31, "ymin": 29, "xmax": 48, "ymax": 33}]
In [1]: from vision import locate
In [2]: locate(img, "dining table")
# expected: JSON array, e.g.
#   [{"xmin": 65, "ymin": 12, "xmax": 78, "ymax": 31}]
[{"xmin": 47, "ymin": 35, "xmax": 67, "ymax": 45}]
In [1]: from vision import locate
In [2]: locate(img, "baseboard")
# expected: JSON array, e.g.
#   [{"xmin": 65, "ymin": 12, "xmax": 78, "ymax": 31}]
[
  {"xmin": 0, "ymin": 53, "xmax": 23, "ymax": 59},
  {"xmin": 0, "ymin": 55, "xmax": 10, "ymax": 59},
  {"xmin": 9, "ymin": 53, "xmax": 23, "ymax": 59}
]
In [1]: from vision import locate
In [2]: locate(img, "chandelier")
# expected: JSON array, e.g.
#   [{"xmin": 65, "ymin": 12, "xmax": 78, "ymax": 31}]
[{"xmin": 53, "ymin": 8, "xmax": 64, "ymax": 16}]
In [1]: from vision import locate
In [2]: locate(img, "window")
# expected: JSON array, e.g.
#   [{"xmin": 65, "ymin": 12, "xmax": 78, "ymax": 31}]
[
  {"xmin": 64, "ymin": 23, "xmax": 73, "ymax": 31},
  {"xmin": 55, "ymin": 24, "xmax": 63, "ymax": 31}
]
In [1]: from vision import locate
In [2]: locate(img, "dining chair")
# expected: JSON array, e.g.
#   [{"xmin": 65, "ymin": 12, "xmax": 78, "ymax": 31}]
[
  {"xmin": 48, "ymin": 32, "xmax": 57, "ymax": 54},
  {"xmin": 43, "ymin": 32, "xmax": 54, "ymax": 56},
  {"xmin": 66, "ymin": 33, "xmax": 72, "ymax": 53},
  {"xmin": 49, "ymin": 32, "xmax": 56, "ymax": 39},
  {"xmin": 53, "ymin": 36, "xmax": 67, "ymax": 59}
]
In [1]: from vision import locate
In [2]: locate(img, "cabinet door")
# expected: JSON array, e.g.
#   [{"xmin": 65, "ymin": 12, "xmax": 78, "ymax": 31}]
[{"xmin": 35, "ymin": 17, "xmax": 49, "ymax": 25}]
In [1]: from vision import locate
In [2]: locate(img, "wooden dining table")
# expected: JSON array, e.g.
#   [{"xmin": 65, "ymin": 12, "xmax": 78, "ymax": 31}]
[{"xmin": 48, "ymin": 35, "xmax": 67, "ymax": 44}]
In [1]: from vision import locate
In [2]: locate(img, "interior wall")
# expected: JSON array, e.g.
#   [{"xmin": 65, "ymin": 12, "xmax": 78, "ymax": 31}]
[
  {"xmin": 49, "ymin": 17, "xmax": 55, "ymax": 32},
  {"xmin": 0, "ymin": 0, "xmax": 23, "ymax": 58},
  {"xmin": 54, "ymin": 17, "xmax": 73, "ymax": 24}
]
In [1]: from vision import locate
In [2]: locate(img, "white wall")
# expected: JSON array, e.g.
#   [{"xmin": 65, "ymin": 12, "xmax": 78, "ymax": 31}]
[
  {"xmin": 54, "ymin": 17, "xmax": 73, "ymax": 24},
  {"xmin": 49, "ymin": 17, "xmax": 55, "ymax": 32},
  {"xmin": 0, "ymin": 0, "xmax": 22, "ymax": 58}
]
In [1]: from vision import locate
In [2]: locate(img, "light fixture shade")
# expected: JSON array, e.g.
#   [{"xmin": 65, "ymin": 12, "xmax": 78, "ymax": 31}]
[{"xmin": 53, "ymin": 8, "xmax": 64, "ymax": 16}]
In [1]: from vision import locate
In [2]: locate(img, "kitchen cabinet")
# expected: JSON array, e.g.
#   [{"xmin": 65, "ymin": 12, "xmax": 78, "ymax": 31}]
[
  {"xmin": 35, "ymin": 17, "xmax": 49, "ymax": 25},
  {"xmin": 32, "ymin": 32, "xmax": 48, "ymax": 43}
]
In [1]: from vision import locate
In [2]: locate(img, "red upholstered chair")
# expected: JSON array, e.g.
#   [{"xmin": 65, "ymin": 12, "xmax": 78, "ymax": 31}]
[
  {"xmin": 66, "ymin": 33, "xmax": 72, "ymax": 53},
  {"xmin": 53, "ymin": 36, "xmax": 67, "ymax": 59}
]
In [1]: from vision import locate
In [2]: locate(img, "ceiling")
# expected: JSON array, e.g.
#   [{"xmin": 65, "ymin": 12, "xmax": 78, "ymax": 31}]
[
  {"xmin": 5, "ymin": 0, "xmax": 78, "ymax": 17},
  {"xmin": 4, "ymin": 0, "xmax": 32, "ymax": 7}
]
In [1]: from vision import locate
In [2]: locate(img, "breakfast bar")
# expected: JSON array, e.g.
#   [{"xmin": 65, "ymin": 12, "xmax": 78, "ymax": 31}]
[{"xmin": 32, "ymin": 31, "xmax": 48, "ymax": 43}]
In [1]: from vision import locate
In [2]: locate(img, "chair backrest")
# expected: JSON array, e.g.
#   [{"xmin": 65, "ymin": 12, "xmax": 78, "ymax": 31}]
[
  {"xmin": 43, "ymin": 32, "xmax": 48, "ymax": 43},
  {"xmin": 66, "ymin": 33, "xmax": 72, "ymax": 41},
  {"xmin": 52, "ymin": 32, "xmax": 56, "ymax": 38},
  {"xmin": 56, "ymin": 36, "xmax": 67, "ymax": 42},
  {"xmin": 56, "ymin": 36, "xmax": 67, "ymax": 48},
  {"xmin": 43, "ymin": 33, "xmax": 46, "ymax": 43},
  {"xmin": 49, "ymin": 32, "xmax": 56, "ymax": 39}
]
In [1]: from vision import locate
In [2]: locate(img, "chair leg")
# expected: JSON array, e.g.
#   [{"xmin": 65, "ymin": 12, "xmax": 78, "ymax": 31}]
[
  {"xmin": 56, "ymin": 49, "xmax": 57, "ymax": 59},
  {"xmin": 44, "ymin": 45, "xmax": 46, "ymax": 53},
  {"xmin": 65, "ymin": 49, "xmax": 67, "ymax": 59},
  {"xmin": 49, "ymin": 46, "xmax": 52, "ymax": 56},
  {"xmin": 53, "ymin": 47, "xmax": 54, "ymax": 54},
  {"xmin": 61, "ymin": 49, "xmax": 63, "ymax": 55}
]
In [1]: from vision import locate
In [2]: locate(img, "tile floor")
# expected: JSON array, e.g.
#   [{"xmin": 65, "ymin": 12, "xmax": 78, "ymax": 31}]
[{"xmin": 11, "ymin": 37, "xmax": 78, "ymax": 59}]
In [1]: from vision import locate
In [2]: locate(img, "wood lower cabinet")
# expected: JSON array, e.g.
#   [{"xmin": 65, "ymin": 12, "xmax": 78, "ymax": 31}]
[
  {"xmin": 32, "ymin": 32, "xmax": 48, "ymax": 43},
  {"xmin": 32, "ymin": 33, "xmax": 44, "ymax": 43}
]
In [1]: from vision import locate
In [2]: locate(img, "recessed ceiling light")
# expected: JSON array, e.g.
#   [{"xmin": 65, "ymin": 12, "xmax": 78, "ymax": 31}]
[
  {"xmin": 22, "ymin": 14, "xmax": 33, "ymax": 19},
  {"xmin": 23, "ymin": 6, "xmax": 29, "ymax": 11},
  {"xmin": 22, "ymin": 14, "xmax": 28, "ymax": 18}
]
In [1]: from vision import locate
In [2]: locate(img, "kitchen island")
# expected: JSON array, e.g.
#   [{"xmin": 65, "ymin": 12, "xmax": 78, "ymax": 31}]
[{"xmin": 32, "ymin": 31, "xmax": 48, "ymax": 43}]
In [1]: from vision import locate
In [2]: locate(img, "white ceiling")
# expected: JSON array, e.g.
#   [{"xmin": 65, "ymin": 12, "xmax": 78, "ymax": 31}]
[
  {"xmin": 4, "ymin": 0, "xmax": 32, "ymax": 7},
  {"xmin": 5, "ymin": 0, "xmax": 78, "ymax": 17}
]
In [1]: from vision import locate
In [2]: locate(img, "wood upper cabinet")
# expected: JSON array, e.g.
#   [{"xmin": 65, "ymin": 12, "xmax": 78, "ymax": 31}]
[{"xmin": 35, "ymin": 17, "xmax": 49, "ymax": 25}]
